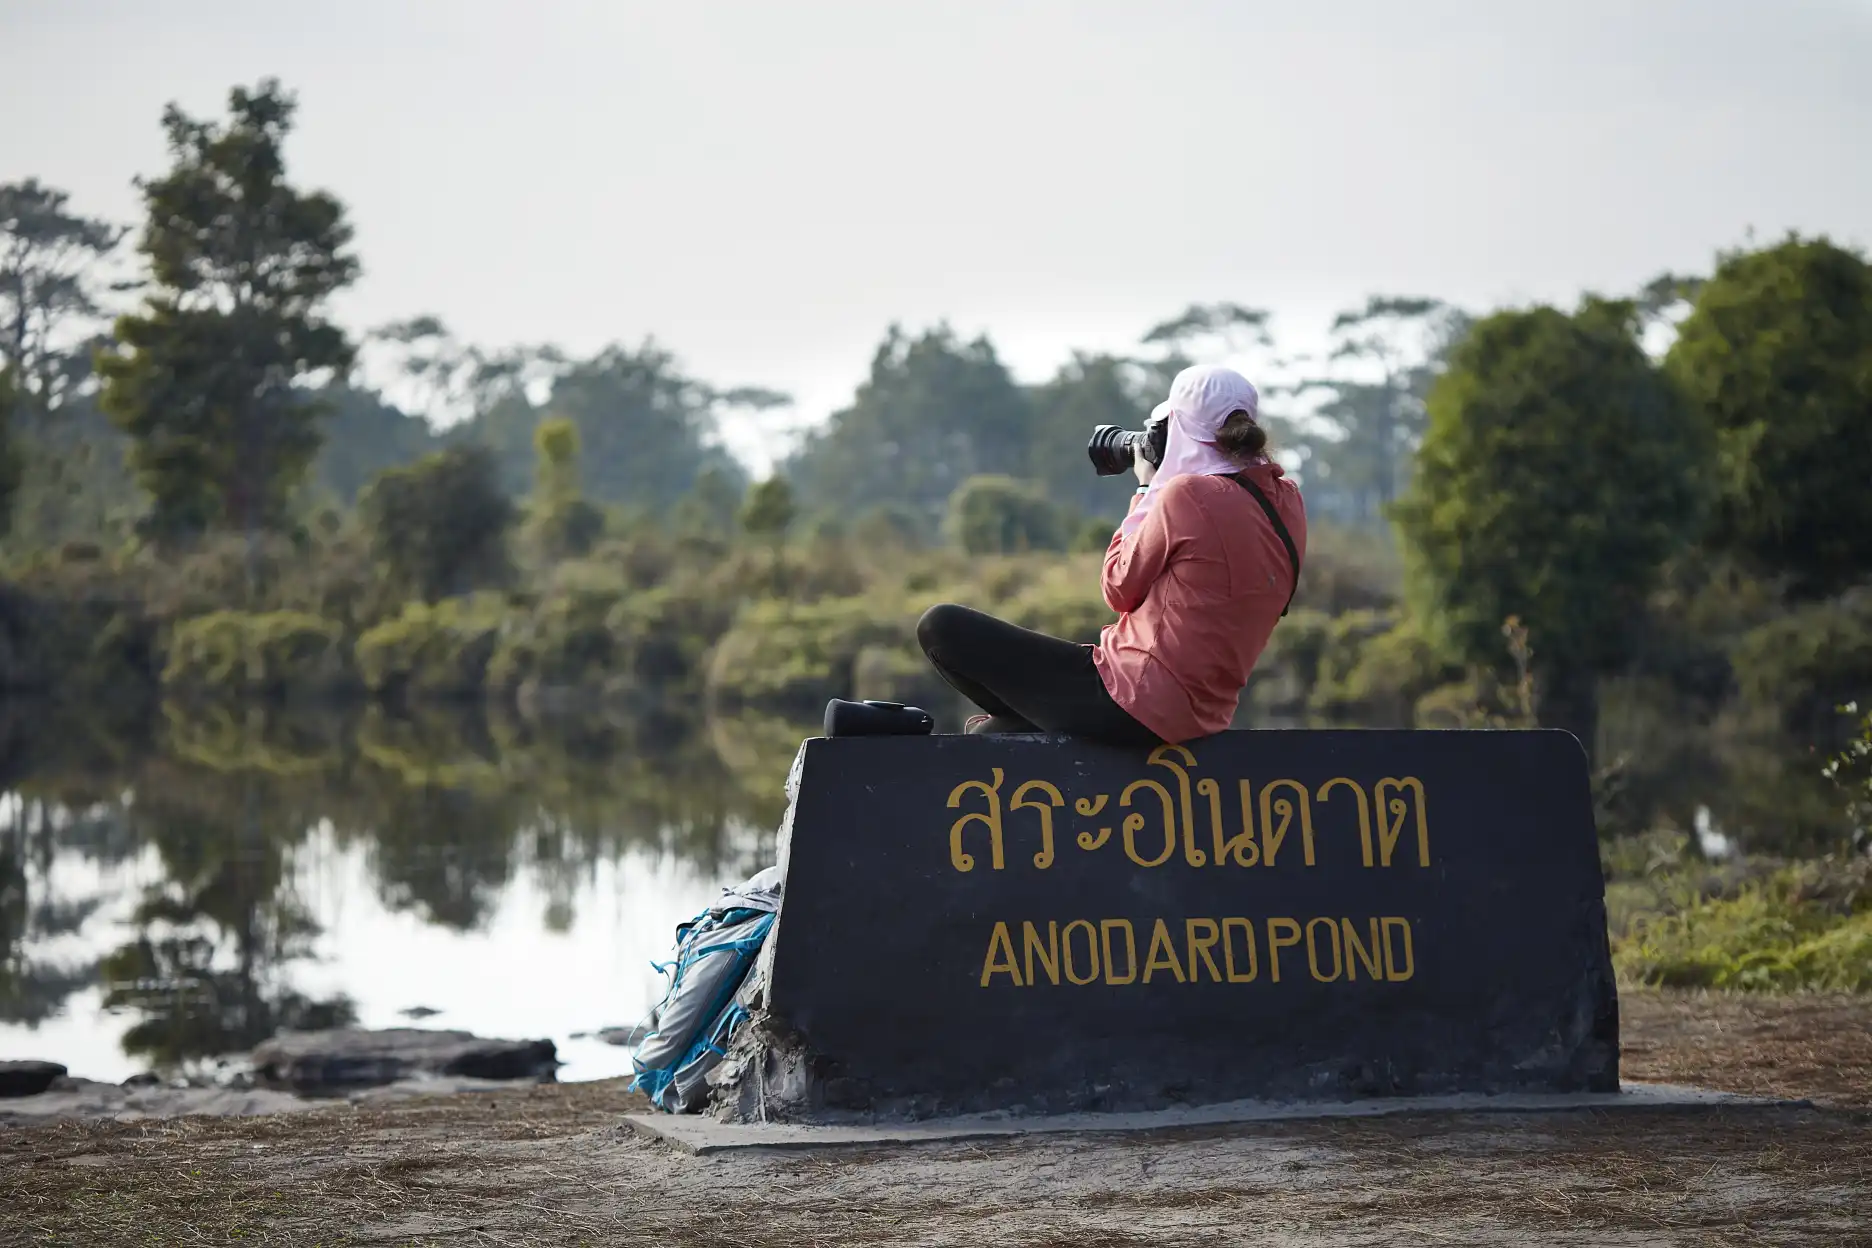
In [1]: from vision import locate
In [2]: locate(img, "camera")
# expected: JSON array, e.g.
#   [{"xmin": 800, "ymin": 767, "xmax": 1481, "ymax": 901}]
[{"xmin": 1086, "ymin": 407, "xmax": 1171, "ymax": 477}]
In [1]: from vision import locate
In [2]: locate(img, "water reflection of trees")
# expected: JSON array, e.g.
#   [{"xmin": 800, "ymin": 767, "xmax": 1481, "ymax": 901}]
[
  {"xmin": 1, "ymin": 799, "xmax": 108, "ymax": 1025},
  {"xmin": 0, "ymin": 697, "xmax": 807, "ymax": 1070},
  {"xmin": 98, "ymin": 768, "xmax": 357, "ymax": 1067}
]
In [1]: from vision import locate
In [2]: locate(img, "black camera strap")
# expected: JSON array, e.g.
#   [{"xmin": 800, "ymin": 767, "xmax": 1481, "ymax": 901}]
[{"xmin": 1229, "ymin": 472, "xmax": 1302, "ymax": 617}]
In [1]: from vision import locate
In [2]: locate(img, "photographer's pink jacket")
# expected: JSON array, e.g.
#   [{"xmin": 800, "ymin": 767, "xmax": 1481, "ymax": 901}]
[{"xmin": 1095, "ymin": 464, "xmax": 1307, "ymax": 744}]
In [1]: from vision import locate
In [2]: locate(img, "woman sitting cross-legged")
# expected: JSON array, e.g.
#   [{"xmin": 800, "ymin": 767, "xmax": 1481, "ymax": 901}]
[{"xmin": 916, "ymin": 364, "xmax": 1306, "ymax": 747}]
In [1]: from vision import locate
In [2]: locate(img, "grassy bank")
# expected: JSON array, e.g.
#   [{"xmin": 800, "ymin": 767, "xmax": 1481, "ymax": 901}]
[{"xmin": 1608, "ymin": 837, "xmax": 1872, "ymax": 992}]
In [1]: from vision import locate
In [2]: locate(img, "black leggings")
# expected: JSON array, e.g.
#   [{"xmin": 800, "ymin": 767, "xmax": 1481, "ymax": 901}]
[{"xmin": 916, "ymin": 603, "xmax": 1160, "ymax": 746}]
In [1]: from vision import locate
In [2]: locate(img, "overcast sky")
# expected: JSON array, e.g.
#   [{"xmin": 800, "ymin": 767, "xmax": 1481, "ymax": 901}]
[{"xmin": 4, "ymin": 0, "xmax": 1869, "ymax": 468}]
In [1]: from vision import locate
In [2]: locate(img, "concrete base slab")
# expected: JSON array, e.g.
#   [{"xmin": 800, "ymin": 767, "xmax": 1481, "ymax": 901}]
[{"xmin": 624, "ymin": 1083, "xmax": 1807, "ymax": 1155}]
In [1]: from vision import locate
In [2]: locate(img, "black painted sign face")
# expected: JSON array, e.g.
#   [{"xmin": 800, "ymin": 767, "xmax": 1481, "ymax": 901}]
[{"xmin": 762, "ymin": 730, "xmax": 1618, "ymax": 1116}]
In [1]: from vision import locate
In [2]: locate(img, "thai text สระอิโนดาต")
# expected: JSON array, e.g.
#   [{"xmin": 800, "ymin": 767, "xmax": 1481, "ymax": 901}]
[{"xmin": 944, "ymin": 745, "xmax": 1432, "ymax": 874}]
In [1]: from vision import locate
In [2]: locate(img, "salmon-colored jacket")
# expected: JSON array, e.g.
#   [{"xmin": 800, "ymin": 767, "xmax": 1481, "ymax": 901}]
[{"xmin": 1093, "ymin": 463, "xmax": 1307, "ymax": 743}]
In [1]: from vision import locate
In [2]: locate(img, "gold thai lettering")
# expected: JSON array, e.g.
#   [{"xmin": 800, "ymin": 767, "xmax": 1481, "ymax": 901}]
[
  {"xmin": 1073, "ymin": 794, "xmax": 1112, "ymax": 851},
  {"xmin": 947, "ymin": 768, "xmax": 1005, "ymax": 872},
  {"xmin": 1146, "ymin": 744, "xmax": 1207, "ymax": 867},
  {"xmin": 1257, "ymin": 780, "xmax": 1316, "ymax": 868},
  {"xmin": 1374, "ymin": 777, "xmax": 1430, "ymax": 867},
  {"xmin": 1118, "ymin": 777, "xmax": 1177, "ymax": 868},
  {"xmin": 1205, "ymin": 777, "xmax": 1259, "ymax": 866},
  {"xmin": 943, "ymin": 766, "xmax": 1431, "ymax": 872},
  {"xmin": 1009, "ymin": 779, "xmax": 1065, "ymax": 870},
  {"xmin": 1316, "ymin": 777, "xmax": 1375, "ymax": 868}
]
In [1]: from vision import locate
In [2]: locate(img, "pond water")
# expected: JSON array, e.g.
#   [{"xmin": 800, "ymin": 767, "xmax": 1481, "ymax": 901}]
[{"xmin": 0, "ymin": 702, "xmax": 803, "ymax": 1085}]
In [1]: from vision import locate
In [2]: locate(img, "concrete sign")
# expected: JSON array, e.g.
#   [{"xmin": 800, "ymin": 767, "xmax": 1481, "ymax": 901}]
[{"xmin": 737, "ymin": 730, "xmax": 1618, "ymax": 1120}]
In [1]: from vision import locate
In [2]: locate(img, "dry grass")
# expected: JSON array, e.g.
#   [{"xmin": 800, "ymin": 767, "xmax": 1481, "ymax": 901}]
[
  {"xmin": 3, "ymin": 993, "xmax": 1871, "ymax": 1247},
  {"xmin": 1620, "ymin": 990, "xmax": 1872, "ymax": 1107}
]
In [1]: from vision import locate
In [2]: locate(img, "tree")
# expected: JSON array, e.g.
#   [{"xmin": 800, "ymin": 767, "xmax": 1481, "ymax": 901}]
[
  {"xmin": 1026, "ymin": 352, "xmax": 1157, "ymax": 520},
  {"xmin": 101, "ymin": 769, "xmax": 355, "ymax": 1065},
  {"xmin": 1283, "ymin": 296, "xmax": 1469, "ymax": 527},
  {"xmin": 739, "ymin": 475, "xmax": 795, "ymax": 593},
  {"xmin": 534, "ymin": 415, "xmax": 581, "ymax": 500},
  {"xmin": 0, "ymin": 180, "xmax": 123, "ymax": 538},
  {"xmin": 740, "ymin": 476, "xmax": 795, "ymax": 542},
  {"xmin": 1139, "ymin": 302, "xmax": 1273, "ymax": 390},
  {"xmin": 786, "ymin": 326, "xmax": 1034, "ymax": 533},
  {"xmin": 0, "ymin": 370, "xmax": 17, "ymax": 535},
  {"xmin": 452, "ymin": 340, "xmax": 748, "ymax": 507},
  {"xmin": 0, "ymin": 179, "xmax": 122, "ymax": 421},
  {"xmin": 374, "ymin": 315, "xmax": 569, "ymax": 440},
  {"xmin": 360, "ymin": 446, "xmax": 514, "ymax": 601},
  {"xmin": 1392, "ymin": 300, "xmax": 1711, "ymax": 757},
  {"xmin": 525, "ymin": 416, "xmax": 603, "ymax": 560},
  {"xmin": 670, "ymin": 464, "xmax": 744, "ymax": 539},
  {"xmin": 535, "ymin": 344, "xmax": 741, "ymax": 506},
  {"xmin": 96, "ymin": 80, "xmax": 358, "ymax": 540},
  {"xmin": 309, "ymin": 384, "xmax": 438, "ymax": 503},
  {"xmin": 1665, "ymin": 236, "xmax": 1872, "ymax": 597},
  {"xmin": 943, "ymin": 475, "xmax": 1069, "ymax": 555}
]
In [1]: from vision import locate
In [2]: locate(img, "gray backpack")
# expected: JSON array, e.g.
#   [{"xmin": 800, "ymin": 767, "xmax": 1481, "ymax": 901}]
[{"xmin": 629, "ymin": 866, "xmax": 781, "ymax": 1113}]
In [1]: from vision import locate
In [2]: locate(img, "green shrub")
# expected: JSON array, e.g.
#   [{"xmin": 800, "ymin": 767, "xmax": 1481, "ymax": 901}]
[
  {"xmin": 587, "ymin": 530, "xmax": 679, "ymax": 591},
  {"xmin": 360, "ymin": 446, "xmax": 515, "ymax": 602},
  {"xmin": 527, "ymin": 497, "xmax": 605, "ymax": 562},
  {"xmin": 1242, "ymin": 608, "xmax": 1334, "ymax": 717},
  {"xmin": 997, "ymin": 557, "xmax": 1113, "ymax": 643},
  {"xmin": 1613, "ymin": 860, "xmax": 1872, "ymax": 991},
  {"xmin": 1307, "ymin": 611, "xmax": 1453, "ymax": 726},
  {"xmin": 1732, "ymin": 589, "xmax": 1872, "ymax": 742},
  {"xmin": 852, "ymin": 642, "xmax": 949, "ymax": 709},
  {"xmin": 1072, "ymin": 516, "xmax": 1115, "ymax": 553},
  {"xmin": 943, "ymin": 475, "xmax": 1068, "ymax": 554},
  {"xmin": 487, "ymin": 579, "xmax": 622, "ymax": 696},
  {"xmin": 606, "ymin": 580, "xmax": 737, "ymax": 688},
  {"xmin": 1289, "ymin": 522, "xmax": 1402, "ymax": 615},
  {"xmin": 0, "ymin": 580, "xmax": 156, "ymax": 697},
  {"xmin": 355, "ymin": 595, "xmax": 507, "ymax": 700},
  {"xmin": 707, "ymin": 594, "xmax": 917, "ymax": 712},
  {"xmin": 163, "ymin": 610, "xmax": 349, "ymax": 699},
  {"xmin": 489, "ymin": 574, "xmax": 736, "ymax": 700},
  {"xmin": 1827, "ymin": 702, "xmax": 1872, "ymax": 846},
  {"xmin": 850, "ymin": 503, "xmax": 928, "ymax": 552}
]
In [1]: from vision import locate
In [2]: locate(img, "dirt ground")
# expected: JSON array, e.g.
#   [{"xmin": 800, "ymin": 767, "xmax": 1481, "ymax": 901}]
[{"xmin": 4, "ymin": 992, "xmax": 1870, "ymax": 1247}]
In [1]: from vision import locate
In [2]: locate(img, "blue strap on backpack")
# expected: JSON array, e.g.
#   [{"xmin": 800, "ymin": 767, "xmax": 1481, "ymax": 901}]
[{"xmin": 629, "ymin": 906, "xmax": 776, "ymax": 1112}]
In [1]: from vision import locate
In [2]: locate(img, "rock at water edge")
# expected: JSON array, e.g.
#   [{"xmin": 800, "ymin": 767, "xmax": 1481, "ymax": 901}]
[
  {"xmin": 249, "ymin": 1028, "xmax": 558, "ymax": 1092},
  {"xmin": 0, "ymin": 1060, "xmax": 68, "ymax": 1098}
]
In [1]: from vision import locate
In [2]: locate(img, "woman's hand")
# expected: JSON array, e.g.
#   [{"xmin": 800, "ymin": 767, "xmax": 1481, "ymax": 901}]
[{"xmin": 1133, "ymin": 456, "xmax": 1157, "ymax": 487}]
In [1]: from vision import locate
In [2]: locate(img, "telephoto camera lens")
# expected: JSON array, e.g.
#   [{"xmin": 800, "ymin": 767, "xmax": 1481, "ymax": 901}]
[
  {"xmin": 1087, "ymin": 424, "xmax": 1146, "ymax": 476},
  {"xmin": 1087, "ymin": 409, "xmax": 1171, "ymax": 477}
]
